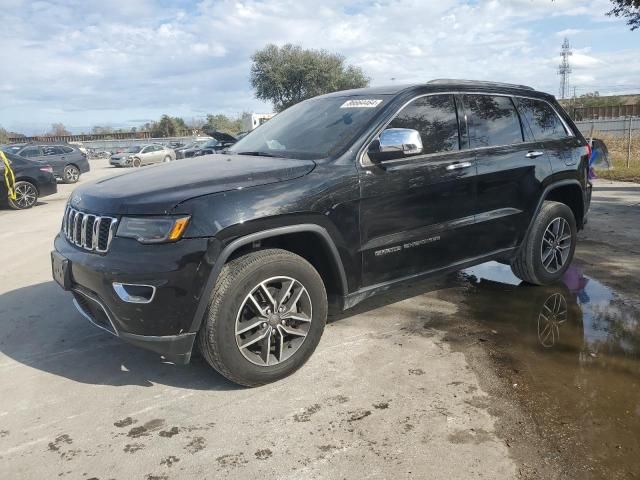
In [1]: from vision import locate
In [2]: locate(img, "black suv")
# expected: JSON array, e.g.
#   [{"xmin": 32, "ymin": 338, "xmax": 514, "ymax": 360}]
[{"xmin": 52, "ymin": 80, "xmax": 591, "ymax": 386}]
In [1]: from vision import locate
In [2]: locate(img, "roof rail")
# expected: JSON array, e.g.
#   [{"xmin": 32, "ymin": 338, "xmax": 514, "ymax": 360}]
[{"xmin": 428, "ymin": 79, "xmax": 535, "ymax": 91}]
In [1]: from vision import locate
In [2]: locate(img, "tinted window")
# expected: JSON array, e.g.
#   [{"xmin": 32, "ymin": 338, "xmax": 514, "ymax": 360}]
[
  {"xmin": 463, "ymin": 95, "xmax": 523, "ymax": 148},
  {"xmin": 20, "ymin": 147, "xmax": 41, "ymax": 157},
  {"xmin": 516, "ymin": 98, "xmax": 569, "ymax": 141},
  {"xmin": 42, "ymin": 146, "xmax": 64, "ymax": 156},
  {"xmin": 388, "ymin": 94, "xmax": 460, "ymax": 155}
]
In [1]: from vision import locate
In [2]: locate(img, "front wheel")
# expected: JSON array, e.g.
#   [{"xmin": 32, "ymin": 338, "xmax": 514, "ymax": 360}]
[
  {"xmin": 198, "ymin": 249, "xmax": 327, "ymax": 387},
  {"xmin": 9, "ymin": 181, "xmax": 38, "ymax": 209},
  {"xmin": 131, "ymin": 157, "xmax": 142, "ymax": 168},
  {"xmin": 511, "ymin": 201, "xmax": 577, "ymax": 285}
]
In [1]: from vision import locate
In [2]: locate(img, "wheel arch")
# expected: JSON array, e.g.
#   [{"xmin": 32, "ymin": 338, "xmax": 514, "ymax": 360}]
[
  {"xmin": 543, "ymin": 181, "xmax": 585, "ymax": 229},
  {"xmin": 189, "ymin": 224, "xmax": 348, "ymax": 333}
]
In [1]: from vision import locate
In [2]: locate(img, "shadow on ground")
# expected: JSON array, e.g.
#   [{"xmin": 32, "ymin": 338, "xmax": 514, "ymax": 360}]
[{"xmin": 0, "ymin": 281, "xmax": 239, "ymax": 390}]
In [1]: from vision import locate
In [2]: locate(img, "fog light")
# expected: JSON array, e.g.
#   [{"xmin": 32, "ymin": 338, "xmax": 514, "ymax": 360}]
[{"xmin": 113, "ymin": 282, "xmax": 156, "ymax": 304}]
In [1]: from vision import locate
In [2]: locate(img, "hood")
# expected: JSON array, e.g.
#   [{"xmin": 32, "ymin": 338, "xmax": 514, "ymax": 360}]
[
  {"xmin": 69, "ymin": 154, "xmax": 316, "ymax": 215},
  {"xmin": 111, "ymin": 153, "xmax": 131, "ymax": 160}
]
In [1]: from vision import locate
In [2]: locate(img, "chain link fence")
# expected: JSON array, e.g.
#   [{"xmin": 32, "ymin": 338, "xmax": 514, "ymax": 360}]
[{"xmin": 575, "ymin": 117, "xmax": 639, "ymax": 168}]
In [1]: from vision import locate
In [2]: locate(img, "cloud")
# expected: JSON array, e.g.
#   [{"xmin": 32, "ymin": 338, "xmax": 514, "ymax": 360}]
[{"xmin": 0, "ymin": 0, "xmax": 637, "ymax": 134}]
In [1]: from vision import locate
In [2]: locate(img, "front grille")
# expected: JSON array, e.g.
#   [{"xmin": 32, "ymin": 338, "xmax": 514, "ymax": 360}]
[{"xmin": 62, "ymin": 205, "xmax": 118, "ymax": 253}]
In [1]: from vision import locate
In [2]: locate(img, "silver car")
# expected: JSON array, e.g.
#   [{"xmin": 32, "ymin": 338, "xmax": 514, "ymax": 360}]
[{"xmin": 110, "ymin": 144, "xmax": 176, "ymax": 168}]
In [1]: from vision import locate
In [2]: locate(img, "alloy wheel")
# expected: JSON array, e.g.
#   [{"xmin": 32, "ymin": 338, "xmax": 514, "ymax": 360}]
[
  {"xmin": 541, "ymin": 217, "xmax": 572, "ymax": 273},
  {"xmin": 65, "ymin": 166, "xmax": 79, "ymax": 182},
  {"xmin": 235, "ymin": 276, "xmax": 313, "ymax": 366},
  {"xmin": 537, "ymin": 292, "xmax": 567, "ymax": 347},
  {"xmin": 15, "ymin": 182, "xmax": 37, "ymax": 208}
]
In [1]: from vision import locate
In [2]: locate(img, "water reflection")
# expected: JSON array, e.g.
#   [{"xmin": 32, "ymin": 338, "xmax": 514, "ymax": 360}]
[{"xmin": 460, "ymin": 262, "xmax": 640, "ymax": 478}]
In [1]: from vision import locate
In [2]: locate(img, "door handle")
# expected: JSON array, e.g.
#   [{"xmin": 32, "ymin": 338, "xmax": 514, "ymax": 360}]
[
  {"xmin": 525, "ymin": 151, "xmax": 545, "ymax": 159},
  {"xmin": 446, "ymin": 161, "xmax": 472, "ymax": 171}
]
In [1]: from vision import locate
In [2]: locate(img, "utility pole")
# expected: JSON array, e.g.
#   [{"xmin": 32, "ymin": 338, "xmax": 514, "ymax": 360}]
[{"xmin": 558, "ymin": 37, "xmax": 572, "ymax": 99}]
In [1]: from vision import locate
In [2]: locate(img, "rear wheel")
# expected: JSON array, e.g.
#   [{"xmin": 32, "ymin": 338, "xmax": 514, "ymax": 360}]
[
  {"xmin": 164, "ymin": 155, "xmax": 172, "ymax": 163},
  {"xmin": 63, "ymin": 165, "xmax": 80, "ymax": 183},
  {"xmin": 511, "ymin": 201, "xmax": 576, "ymax": 285},
  {"xmin": 198, "ymin": 249, "xmax": 327, "ymax": 387},
  {"xmin": 8, "ymin": 181, "xmax": 38, "ymax": 209}
]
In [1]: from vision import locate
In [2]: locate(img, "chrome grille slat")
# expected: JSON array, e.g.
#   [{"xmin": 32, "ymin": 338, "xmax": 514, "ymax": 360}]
[{"xmin": 62, "ymin": 205, "xmax": 117, "ymax": 253}]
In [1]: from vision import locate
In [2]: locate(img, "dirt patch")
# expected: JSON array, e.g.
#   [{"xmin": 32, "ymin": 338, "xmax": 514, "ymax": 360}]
[
  {"xmin": 373, "ymin": 401, "xmax": 390, "ymax": 410},
  {"xmin": 114, "ymin": 417, "xmax": 136, "ymax": 428},
  {"xmin": 124, "ymin": 443, "xmax": 144, "ymax": 453},
  {"xmin": 293, "ymin": 403, "xmax": 321, "ymax": 422},
  {"xmin": 448, "ymin": 428, "xmax": 492, "ymax": 445},
  {"xmin": 127, "ymin": 419, "xmax": 165, "ymax": 438},
  {"xmin": 216, "ymin": 453, "xmax": 248, "ymax": 468},
  {"xmin": 254, "ymin": 448, "xmax": 272, "ymax": 460},
  {"xmin": 160, "ymin": 455, "xmax": 179, "ymax": 467},
  {"xmin": 48, "ymin": 434, "xmax": 72, "ymax": 452},
  {"xmin": 347, "ymin": 409, "xmax": 371, "ymax": 422},
  {"xmin": 185, "ymin": 436, "xmax": 206, "ymax": 454},
  {"xmin": 159, "ymin": 427, "xmax": 179, "ymax": 438}
]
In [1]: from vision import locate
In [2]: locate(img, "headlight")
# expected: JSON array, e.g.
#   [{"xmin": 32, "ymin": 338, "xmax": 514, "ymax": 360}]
[{"xmin": 116, "ymin": 216, "xmax": 190, "ymax": 244}]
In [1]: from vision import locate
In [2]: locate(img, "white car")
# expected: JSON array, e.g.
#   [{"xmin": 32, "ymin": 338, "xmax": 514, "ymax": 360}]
[{"xmin": 110, "ymin": 144, "xmax": 176, "ymax": 168}]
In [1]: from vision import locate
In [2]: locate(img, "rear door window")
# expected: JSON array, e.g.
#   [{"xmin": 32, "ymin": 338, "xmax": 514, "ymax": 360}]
[
  {"xmin": 20, "ymin": 147, "xmax": 42, "ymax": 158},
  {"xmin": 387, "ymin": 94, "xmax": 460, "ymax": 155},
  {"xmin": 463, "ymin": 95, "xmax": 524, "ymax": 148},
  {"xmin": 515, "ymin": 98, "xmax": 570, "ymax": 141}
]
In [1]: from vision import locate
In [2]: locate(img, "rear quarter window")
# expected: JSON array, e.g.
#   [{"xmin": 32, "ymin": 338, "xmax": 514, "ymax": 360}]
[{"xmin": 515, "ymin": 98, "xmax": 570, "ymax": 141}]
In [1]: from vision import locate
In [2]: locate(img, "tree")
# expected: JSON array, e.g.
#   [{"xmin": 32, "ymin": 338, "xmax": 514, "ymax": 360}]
[
  {"xmin": 250, "ymin": 44, "xmax": 370, "ymax": 112},
  {"xmin": 203, "ymin": 114, "xmax": 243, "ymax": 135},
  {"xmin": 149, "ymin": 115, "xmax": 189, "ymax": 137},
  {"xmin": 0, "ymin": 127, "xmax": 8, "ymax": 144},
  {"xmin": 49, "ymin": 123, "xmax": 71, "ymax": 136},
  {"xmin": 92, "ymin": 125, "xmax": 114, "ymax": 135},
  {"xmin": 608, "ymin": 0, "xmax": 640, "ymax": 30}
]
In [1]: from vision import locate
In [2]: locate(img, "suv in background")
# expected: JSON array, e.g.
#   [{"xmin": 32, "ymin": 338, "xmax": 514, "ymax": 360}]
[
  {"xmin": 109, "ymin": 144, "xmax": 175, "ymax": 167},
  {"xmin": 5, "ymin": 143, "xmax": 90, "ymax": 183},
  {"xmin": 52, "ymin": 79, "xmax": 591, "ymax": 387},
  {"xmin": 182, "ymin": 134, "xmax": 237, "ymax": 158}
]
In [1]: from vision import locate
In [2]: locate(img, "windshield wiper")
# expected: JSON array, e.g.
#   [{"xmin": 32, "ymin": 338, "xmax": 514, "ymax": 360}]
[{"xmin": 233, "ymin": 151, "xmax": 279, "ymax": 158}]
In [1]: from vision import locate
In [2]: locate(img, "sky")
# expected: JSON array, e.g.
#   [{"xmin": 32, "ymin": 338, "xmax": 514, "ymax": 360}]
[{"xmin": 1, "ymin": 0, "xmax": 639, "ymax": 135}]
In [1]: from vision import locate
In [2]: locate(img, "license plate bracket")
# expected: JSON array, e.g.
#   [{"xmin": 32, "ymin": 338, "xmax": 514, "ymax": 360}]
[{"xmin": 51, "ymin": 251, "xmax": 71, "ymax": 290}]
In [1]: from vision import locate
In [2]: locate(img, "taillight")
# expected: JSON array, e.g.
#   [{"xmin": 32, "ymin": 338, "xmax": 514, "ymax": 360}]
[
  {"xmin": 585, "ymin": 142, "xmax": 592, "ymax": 160},
  {"xmin": 40, "ymin": 166, "xmax": 53, "ymax": 173}
]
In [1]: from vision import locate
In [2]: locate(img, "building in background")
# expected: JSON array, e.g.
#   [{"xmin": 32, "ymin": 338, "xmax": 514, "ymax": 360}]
[{"xmin": 241, "ymin": 113, "xmax": 275, "ymax": 132}]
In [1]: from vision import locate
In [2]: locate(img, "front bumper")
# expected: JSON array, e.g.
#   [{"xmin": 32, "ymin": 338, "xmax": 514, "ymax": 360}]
[
  {"xmin": 53, "ymin": 234, "xmax": 217, "ymax": 363},
  {"xmin": 110, "ymin": 157, "xmax": 129, "ymax": 166}
]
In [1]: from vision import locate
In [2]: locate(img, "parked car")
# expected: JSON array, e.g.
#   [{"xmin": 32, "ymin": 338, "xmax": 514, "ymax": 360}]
[
  {"xmin": 174, "ymin": 139, "xmax": 212, "ymax": 159},
  {"xmin": 109, "ymin": 144, "xmax": 175, "ymax": 167},
  {"xmin": 1, "ymin": 151, "xmax": 57, "ymax": 209},
  {"xmin": 184, "ymin": 134, "xmax": 237, "ymax": 158},
  {"xmin": 52, "ymin": 79, "xmax": 591, "ymax": 387},
  {"xmin": 2, "ymin": 143, "xmax": 90, "ymax": 183}
]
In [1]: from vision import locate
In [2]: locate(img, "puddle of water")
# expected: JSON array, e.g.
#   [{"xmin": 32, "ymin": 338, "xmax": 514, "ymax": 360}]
[{"xmin": 460, "ymin": 262, "xmax": 640, "ymax": 479}]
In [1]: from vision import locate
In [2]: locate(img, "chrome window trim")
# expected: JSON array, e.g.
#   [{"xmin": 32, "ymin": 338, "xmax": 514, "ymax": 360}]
[{"xmin": 358, "ymin": 91, "xmax": 574, "ymax": 168}]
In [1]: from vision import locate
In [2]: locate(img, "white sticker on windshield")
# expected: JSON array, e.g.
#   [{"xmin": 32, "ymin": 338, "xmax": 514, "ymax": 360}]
[{"xmin": 340, "ymin": 99, "xmax": 383, "ymax": 109}]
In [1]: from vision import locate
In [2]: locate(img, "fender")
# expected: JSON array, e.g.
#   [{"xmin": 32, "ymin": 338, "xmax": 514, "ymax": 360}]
[
  {"xmin": 188, "ymin": 224, "xmax": 349, "ymax": 333},
  {"xmin": 521, "ymin": 179, "xmax": 584, "ymax": 243}
]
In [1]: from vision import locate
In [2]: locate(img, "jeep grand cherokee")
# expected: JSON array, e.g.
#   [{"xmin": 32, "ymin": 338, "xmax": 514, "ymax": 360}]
[{"xmin": 52, "ymin": 79, "xmax": 591, "ymax": 386}]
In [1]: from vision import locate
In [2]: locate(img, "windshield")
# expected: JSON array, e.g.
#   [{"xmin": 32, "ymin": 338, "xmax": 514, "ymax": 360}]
[
  {"xmin": 228, "ymin": 95, "xmax": 391, "ymax": 160},
  {"xmin": 127, "ymin": 146, "xmax": 142, "ymax": 153}
]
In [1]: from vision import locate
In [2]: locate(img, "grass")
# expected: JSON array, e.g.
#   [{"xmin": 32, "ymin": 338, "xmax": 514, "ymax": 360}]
[{"xmin": 592, "ymin": 132, "xmax": 640, "ymax": 183}]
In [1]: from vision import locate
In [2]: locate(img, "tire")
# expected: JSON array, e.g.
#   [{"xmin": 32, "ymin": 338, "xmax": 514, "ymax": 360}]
[
  {"xmin": 132, "ymin": 157, "xmax": 142, "ymax": 168},
  {"xmin": 511, "ymin": 201, "xmax": 577, "ymax": 285},
  {"xmin": 8, "ymin": 181, "xmax": 38, "ymax": 209},
  {"xmin": 198, "ymin": 248, "xmax": 328, "ymax": 387},
  {"xmin": 164, "ymin": 156, "xmax": 172, "ymax": 163},
  {"xmin": 63, "ymin": 165, "xmax": 80, "ymax": 183}
]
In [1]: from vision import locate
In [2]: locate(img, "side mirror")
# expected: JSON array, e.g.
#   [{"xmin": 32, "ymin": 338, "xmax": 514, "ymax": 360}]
[{"xmin": 369, "ymin": 128, "xmax": 423, "ymax": 162}]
